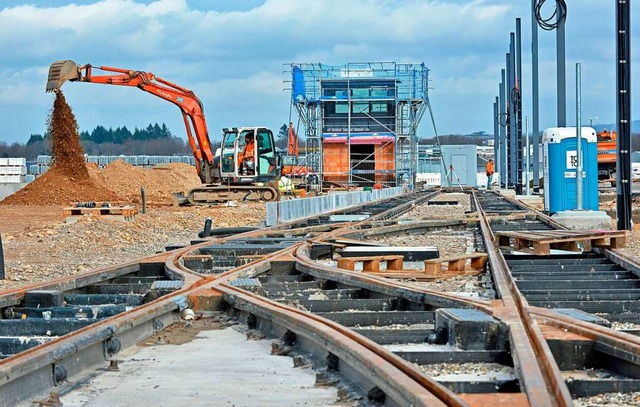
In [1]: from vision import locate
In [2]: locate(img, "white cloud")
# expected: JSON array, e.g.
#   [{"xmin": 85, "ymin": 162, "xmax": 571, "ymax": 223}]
[{"xmin": 0, "ymin": 0, "xmax": 638, "ymax": 143}]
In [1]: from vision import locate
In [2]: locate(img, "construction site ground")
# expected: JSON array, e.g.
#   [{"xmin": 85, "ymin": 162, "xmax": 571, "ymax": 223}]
[
  {"xmin": 2, "ymin": 189, "xmax": 640, "ymax": 294},
  {"xmin": 0, "ymin": 202, "xmax": 265, "ymax": 291}
]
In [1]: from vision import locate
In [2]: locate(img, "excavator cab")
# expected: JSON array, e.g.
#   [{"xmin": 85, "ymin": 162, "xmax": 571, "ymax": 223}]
[
  {"xmin": 220, "ymin": 127, "xmax": 277, "ymax": 182},
  {"xmin": 46, "ymin": 60, "xmax": 82, "ymax": 92}
]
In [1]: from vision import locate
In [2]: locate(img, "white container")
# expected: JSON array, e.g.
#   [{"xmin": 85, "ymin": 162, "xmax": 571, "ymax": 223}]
[
  {"xmin": 0, "ymin": 166, "xmax": 24, "ymax": 175},
  {"xmin": 7, "ymin": 157, "xmax": 26, "ymax": 166},
  {"xmin": 1, "ymin": 175, "xmax": 23, "ymax": 183},
  {"xmin": 0, "ymin": 158, "xmax": 8, "ymax": 166}
]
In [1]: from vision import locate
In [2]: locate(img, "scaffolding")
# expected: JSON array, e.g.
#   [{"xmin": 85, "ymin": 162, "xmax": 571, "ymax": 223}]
[{"xmin": 288, "ymin": 62, "xmax": 429, "ymax": 188}]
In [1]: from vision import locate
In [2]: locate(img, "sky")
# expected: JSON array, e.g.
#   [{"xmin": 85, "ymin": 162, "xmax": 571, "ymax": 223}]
[{"xmin": 0, "ymin": 0, "xmax": 638, "ymax": 144}]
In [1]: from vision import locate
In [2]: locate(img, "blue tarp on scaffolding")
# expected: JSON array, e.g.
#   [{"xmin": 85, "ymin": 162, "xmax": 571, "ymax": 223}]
[{"xmin": 292, "ymin": 66, "xmax": 306, "ymax": 102}]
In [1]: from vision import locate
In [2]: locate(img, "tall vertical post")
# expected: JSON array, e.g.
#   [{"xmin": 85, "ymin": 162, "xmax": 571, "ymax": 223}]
[
  {"xmin": 509, "ymin": 34, "xmax": 517, "ymax": 188},
  {"xmin": 526, "ymin": 116, "xmax": 530, "ymax": 196},
  {"xmin": 576, "ymin": 63, "xmax": 583, "ymax": 211},
  {"xmin": 531, "ymin": 0, "xmax": 540, "ymax": 190},
  {"xmin": 500, "ymin": 69, "xmax": 507, "ymax": 188},
  {"xmin": 557, "ymin": 8, "xmax": 567, "ymax": 127},
  {"xmin": 516, "ymin": 18, "xmax": 523, "ymax": 195},
  {"xmin": 616, "ymin": 0, "xmax": 632, "ymax": 230},
  {"xmin": 0, "ymin": 234, "xmax": 5, "ymax": 280},
  {"xmin": 494, "ymin": 98, "xmax": 499, "ymax": 183},
  {"xmin": 506, "ymin": 53, "xmax": 512, "ymax": 188}
]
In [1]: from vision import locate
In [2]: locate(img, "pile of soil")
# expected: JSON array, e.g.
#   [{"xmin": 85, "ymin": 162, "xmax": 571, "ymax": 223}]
[
  {"xmin": 3, "ymin": 161, "xmax": 201, "ymax": 207},
  {"xmin": 1, "ymin": 91, "xmax": 200, "ymax": 206},
  {"xmin": 92, "ymin": 161, "xmax": 201, "ymax": 204},
  {"xmin": 2, "ymin": 91, "xmax": 116, "ymax": 206}
]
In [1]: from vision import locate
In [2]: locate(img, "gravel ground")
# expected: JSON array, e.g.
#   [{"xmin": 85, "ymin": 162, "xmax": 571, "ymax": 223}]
[
  {"xmin": 369, "ymin": 228, "xmax": 476, "ymax": 258},
  {"xmin": 618, "ymin": 228, "xmax": 640, "ymax": 258},
  {"xmin": 400, "ymin": 204, "xmax": 466, "ymax": 220},
  {"xmin": 416, "ymin": 362, "xmax": 515, "ymax": 381},
  {"xmin": 574, "ymin": 392, "xmax": 640, "ymax": 407},
  {"xmin": 0, "ymin": 203, "xmax": 265, "ymax": 291},
  {"xmin": 611, "ymin": 322, "xmax": 640, "ymax": 330},
  {"xmin": 428, "ymin": 193, "xmax": 472, "ymax": 211},
  {"xmin": 400, "ymin": 275, "xmax": 492, "ymax": 299}
]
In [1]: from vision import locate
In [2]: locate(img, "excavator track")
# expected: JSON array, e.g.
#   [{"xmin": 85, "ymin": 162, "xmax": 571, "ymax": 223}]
[{"xmin": 186, "ymin": 185, "xmax": 280, "ymax": 205}]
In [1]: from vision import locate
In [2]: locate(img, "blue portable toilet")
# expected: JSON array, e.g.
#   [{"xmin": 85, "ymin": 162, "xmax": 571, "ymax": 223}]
[{"xmin": 542, "ymin": 127, "xmax": 598, "ymax": 212}]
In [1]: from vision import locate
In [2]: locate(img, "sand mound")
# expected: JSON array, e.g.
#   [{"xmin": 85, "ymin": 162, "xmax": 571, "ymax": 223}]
[
  {"xmin": 2, "ymin": 166, "xmax": 119, "ymax": 206},
  {"xmin": 1, "ymin": 90, "xmax": 202, "ymax": 207},
  {"xmin": 93, "ymin": 160, "xmax": 201, "ymax": 204},
  {"xmin": 2, "ymin": 160, "xmax": 201, "ymax": 206},
  {"xmin": 1, "ymin": 91, "xmax": 113, "ymax": 205}
]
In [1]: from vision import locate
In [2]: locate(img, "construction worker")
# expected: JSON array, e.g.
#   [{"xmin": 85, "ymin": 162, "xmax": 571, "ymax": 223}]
[
  {"xmin": 240, "ymin": 133, "xmax": 255, "ymax": 175},
  {"xmin": 486, "ymin": 158, "xmax": 495, "ymax": 190},
  {"xmin": 278, "ymin": 174, "xmax": 294, "ymax": 195}
]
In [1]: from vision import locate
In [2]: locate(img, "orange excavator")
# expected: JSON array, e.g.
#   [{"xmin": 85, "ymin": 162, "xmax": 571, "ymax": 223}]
[{"xmin": 45, "ymin": 60, "xmax": 279, "ymax": 204}]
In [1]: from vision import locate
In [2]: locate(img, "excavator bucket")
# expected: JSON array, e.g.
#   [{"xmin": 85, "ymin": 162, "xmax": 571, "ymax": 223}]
[{"xmin": 46, "ymin": 60, "xmax": 81, "ymax": 92}]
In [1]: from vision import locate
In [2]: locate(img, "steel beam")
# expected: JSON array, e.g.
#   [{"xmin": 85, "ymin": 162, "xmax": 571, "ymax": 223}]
[
  {"xmin": 616, "ymin": 0, "xmax": 632, "ymax": 230},
  {"xmin": 500, "ymin": 69, "xmax": 507, "ymax": 188},
  {"xmin": 531, "ymin": 1, "xmax": 540, "ymax": 189},
  {"xmin": 516, "ymin": 18, "xmax": 524, "ymax": 195},
  {"xmin": 556, "ymin": 9, "xmax": 567, "ymax": 127}
]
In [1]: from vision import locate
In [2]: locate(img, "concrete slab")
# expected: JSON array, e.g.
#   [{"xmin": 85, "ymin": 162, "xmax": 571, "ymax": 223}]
[
  {"xmin": 497, "ymin": 189, "xmax": 516, "ymax": 198},
  {"xmin": 59, "ymin": 326, "xmax": 339, "ymax": 407},
  {"xmin": 0, "ymin": 182, "xmax": 27, "ymax": 200},
  {"xmin": 551, "ymin": 210, "xmax": 613, "ymax": 230},
  {"xmin": 515, "ymin": 194, "xmax": 543, "ymax": 210}
]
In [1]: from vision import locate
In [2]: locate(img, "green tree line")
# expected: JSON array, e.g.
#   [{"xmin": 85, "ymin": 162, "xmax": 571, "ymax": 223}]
[{"xmin": 1, "ymin": 123, "xmax": 191, "ymax": 159}]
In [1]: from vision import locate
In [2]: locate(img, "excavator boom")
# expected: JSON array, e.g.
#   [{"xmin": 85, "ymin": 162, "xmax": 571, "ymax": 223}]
[
  {"xmin": 45, "ymin": 60, "xmax": 215, "ymax": 183},
  {"xmin": 44, "ymin": 60, "xmax": 281, "ymax": 204}
]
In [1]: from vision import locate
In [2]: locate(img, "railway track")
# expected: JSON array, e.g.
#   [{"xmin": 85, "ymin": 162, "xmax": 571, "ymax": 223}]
[{"xmin": 1, "ymin": 189, "xmax": 640, "ymax": 406}]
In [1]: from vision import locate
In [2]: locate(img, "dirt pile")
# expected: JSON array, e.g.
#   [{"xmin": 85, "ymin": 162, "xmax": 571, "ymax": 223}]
[
  {"xmin": 2, "ymin": 91, "xmax": 116, "ymax": 206},
  {"xmin": 1, "ymin": 90, "xmax": 202, "ymax": 206},
  {"xmin": 93, "ymin": 161, "xmax": 201, "ymax": 204}
]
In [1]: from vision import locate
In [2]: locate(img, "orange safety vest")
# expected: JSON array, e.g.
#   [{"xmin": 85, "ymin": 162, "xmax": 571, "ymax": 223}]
[
  {"xmin": 243, "ymin": 140, "xmax": 255, "ymax": 160},
  {"xmin": 486, "ymin": 160, "xmax": 494, "ymax": 175}
]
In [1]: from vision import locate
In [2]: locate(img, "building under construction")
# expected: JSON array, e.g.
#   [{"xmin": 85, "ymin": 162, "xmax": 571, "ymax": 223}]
[{"xmin": 289, "ymin": 62, "xmax": 430, "ymax": 188}]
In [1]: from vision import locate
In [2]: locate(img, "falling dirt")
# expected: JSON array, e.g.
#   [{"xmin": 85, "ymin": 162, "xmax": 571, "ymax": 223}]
[
  {"xmin": 1, "ymin": 91, "xmax": 116, "ymax": 206},
  {"xmin": 49, "ymin": 91, "xmax": 90, "ymax": 179}
]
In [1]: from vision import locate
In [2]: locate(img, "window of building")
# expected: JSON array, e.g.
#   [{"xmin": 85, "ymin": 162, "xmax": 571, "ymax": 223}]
[
  {"xmin": 335, "ymin": 102, "xmax": 349, "ymax": 114},
  {"xmin": 352, "ymin": 102, "xmax": 369, "ymax": 114}
]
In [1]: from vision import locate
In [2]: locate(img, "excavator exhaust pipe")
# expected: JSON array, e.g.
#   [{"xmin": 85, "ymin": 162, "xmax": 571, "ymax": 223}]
[{"xmin": 46, "ymin": 60, "xmax": 81, "ymax": 93}]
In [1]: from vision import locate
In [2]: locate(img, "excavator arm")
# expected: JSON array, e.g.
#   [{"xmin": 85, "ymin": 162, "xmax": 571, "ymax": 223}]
[{"xmin": 46, "ymin": 60, "xmax": 216, "ymax": 183}]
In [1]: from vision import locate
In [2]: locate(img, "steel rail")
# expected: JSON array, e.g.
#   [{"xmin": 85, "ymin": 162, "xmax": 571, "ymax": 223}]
[
  {"xmin": 218, "ymin": 282, "xmax": 465, "ymax": 407},
  {"xmin": 472, "ymin": 190, "xmax": 573, "ymax": 406},
  {"xmin": 293, "ymin": 244, "xmax": 493, "ymax": 312}
]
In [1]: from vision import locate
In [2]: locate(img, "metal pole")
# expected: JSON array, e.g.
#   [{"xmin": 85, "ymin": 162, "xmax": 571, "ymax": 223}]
[
  {"xmin": 557, "ymin": 7, "xmax": 567, "ymax": 127},
  {"xmin": 494, "ymin": 99, "xmax": 499, "ymax": 186},
  {"xmin": 0, "ymin": 234, "xmax": 5, "ymax": 280},
  {"xmin": 576, "ymin": 63, "xmax": 583, "ymax": 211},
  {"xmin": 140, "ymin": 186, "xmax": 146, "ymax": 214},
  {"xmin": 526, "ymin": 116, "xmax": 531, "ymax": 196},
  {"xmin": 500, "ymin": 69, "xmax": 507, "ymax": 188},
  {"xmin": 531, "ymin": 0, "xmax": 540, "ymax": 190},
  {"xmin": 509, "ymin": 35, "xmax": 517, "ymax": 189},
  {"xmin": 616, "ymin": 0, "xmax": 632, "ymax": 230},
  {"xmin": 506, "ymin": 54, "xmax": 512, "ymax": 189},
  {"xmin": 516, "ymin": 18, "xmax": 523, "ymax": 195}
]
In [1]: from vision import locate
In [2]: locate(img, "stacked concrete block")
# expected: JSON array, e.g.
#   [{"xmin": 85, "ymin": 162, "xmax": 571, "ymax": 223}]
[{"xmin": 0, "ymin": 158, "xmax": 27, "ymax": 183}]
